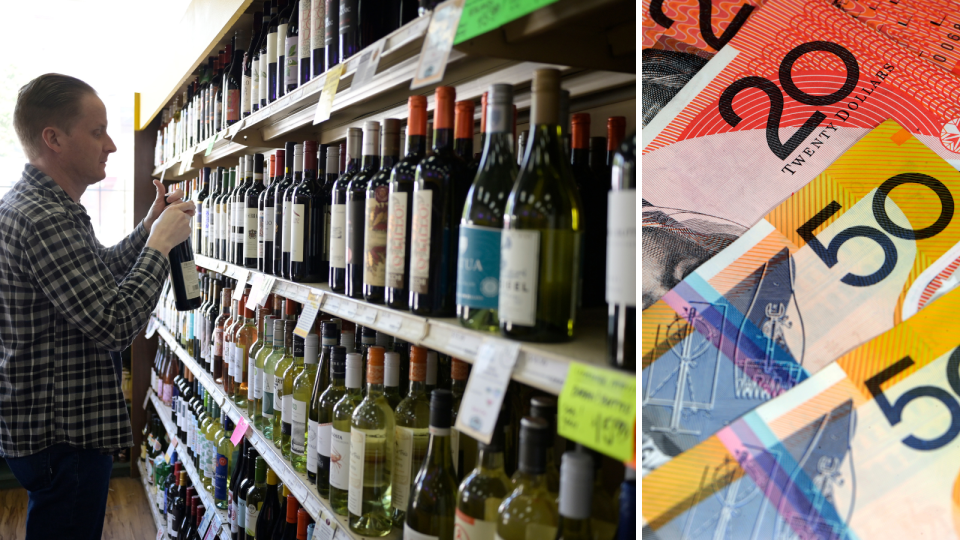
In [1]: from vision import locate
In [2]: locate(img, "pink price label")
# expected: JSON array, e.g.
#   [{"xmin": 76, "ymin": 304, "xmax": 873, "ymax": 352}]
[{"xmin": 231, "ymin": 417, "xmax": 249, "ymax": 446}]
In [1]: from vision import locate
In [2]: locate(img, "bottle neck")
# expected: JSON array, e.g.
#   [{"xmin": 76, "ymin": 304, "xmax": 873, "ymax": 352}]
[
  {"xmin": 366, "ymin": 382, "xmax": 384, "ymax": 396},
  {"xmin": 361, "ymin": 154, "xmax": 381, "ymax": 171},
  {"xmin": 409, "ymin": 379, "xmax": 426, "ymax": 394},
  {"xmin": 478, "ymin": 446, "xmax": 505, "ymax": 472},
  {"xmin": 426, "ymin": 427, "xmax": 453, "ymax": 468},
  {"xmin": 455, "ymin": 138, "xmax": 473, "ymax": 161},
  {"xmin": 406, "ymin": 134, "xmax": 427, "ymax": 158},
  {"xmin": 433, "ymin": 128, "xmax": 453, "ymax": 152},
  {"xmin": 330, "ymin": 373, "xmax": 346, "ymax": 388}
]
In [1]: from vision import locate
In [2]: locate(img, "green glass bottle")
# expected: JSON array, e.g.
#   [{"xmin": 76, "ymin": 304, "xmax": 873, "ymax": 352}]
[
  {"xmin": 456, "ymin": 84, "xmax": 517, "ymax": 332},
  {"xmin": 496, "ymin": 417, "xmax": 558, "ymax": 540},
  {"xmin": 455, "ymin": 414, "xmax": 511, "ymax": 540},
  {"xmin": 244, "ymin": 457, "xmax": 267, "ymax": 539},
  {"xmin": 403, "ymin": 389, "xmax": 458, "ymax": 539},
  {"xmin": 291, "ymin": 333, "xmax": 319, "ymax": 472},
  {"xmin": 383, "ymin": 352, "xmax": 402, "ymax": 411},
  {"xmin": 308, "ymin": 321, "xmax": 340, "ymax": 484},
  {"xmin": 262, "ymin": 318, "xmax": 286, "ymax": 439},
  {"xmin": 270, "ymin": 320, "xmax": 296, "ymax": 444},
  {"xmin": 554, "ymin": 451, "xmax": 594, "ymax": 540},
  {"xmin": 214, "ymin": 413, "xmax": 235, "ymax": 509},
  {"xmin": 499, "ymin": 69, "xmax": 583, "ymax": 343},
  {"xmin": 348, "ymin": 346, "xmax": 395, "ymax": 537},
  {"xmin": 391, "ymin": 345, "xmax": 430, "ymax": 526},
  {"xmin": 279, "ymin": 333, "xmax": 306, "ymax": 460},
  {"xmin": 317, "ymin": 345, "xmax": 348, "ymax": 498},
  {"xmin": 330, "ymin": 352, "xmax": 364, "ymax": 516},
  {"xmin": 255, "ymin": 315, "xmax": 278, "ymax": 431}
]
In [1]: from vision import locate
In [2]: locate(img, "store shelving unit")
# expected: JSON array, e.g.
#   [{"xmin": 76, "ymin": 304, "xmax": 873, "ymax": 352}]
[{"xmin": 137, "ymin": 459, "xmax": 166, "ymax": 537}]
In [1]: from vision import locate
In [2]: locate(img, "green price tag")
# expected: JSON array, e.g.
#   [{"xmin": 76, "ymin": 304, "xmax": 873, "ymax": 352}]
[
  {"xmin": 558, "ymin": 363, "xmax": 636, "ymax": 463},
  {"xmin": 453, "ymin": 0, "xmax": 559, "ymax": 45},
  {"xmin": 204, "ymin": 133, "xmax": 220, "ymax": 157}
]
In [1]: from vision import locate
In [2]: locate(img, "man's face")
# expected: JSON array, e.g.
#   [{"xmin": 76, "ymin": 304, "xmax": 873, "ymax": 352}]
[{"xmin": 57, "ymin": 94, "xmax": 116, "ymax": 185}]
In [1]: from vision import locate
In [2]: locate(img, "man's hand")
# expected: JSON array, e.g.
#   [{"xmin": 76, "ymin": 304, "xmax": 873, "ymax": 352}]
[
  {"xmin": 146, "ymin": 200, "xmax": 196, "ymax": 256},
  {"xmin": 144, "ymin": 179, "xmax": 185, "ymax": 233}
]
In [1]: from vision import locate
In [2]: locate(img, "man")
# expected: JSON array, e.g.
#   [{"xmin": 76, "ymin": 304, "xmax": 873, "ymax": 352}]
[{"xmin": 0, "ymin": 73, "xmax": 195, "ymax": 539}]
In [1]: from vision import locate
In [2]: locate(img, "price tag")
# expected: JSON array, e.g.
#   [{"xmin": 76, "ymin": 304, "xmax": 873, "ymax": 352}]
[
  {"xmin": 145, "ymin": 317, "xmax": 159, "ymax": 339},
  {"xmin": 230, "ymin": 416, "xmax": 249, "ymax": 446},
  {"xmin": 454, "ymin": 0, "xmax": 559, "ymax": 44},
  {"xmin": 351, "ymin": 39, "xmax": 385, "ymax": 92},
  {"xmin": 381, "ymin": 312, "xmax": 402, "ymax": 333},
  {"xmin": 445, "ymin": 330, "xmax": 482, "ymax": 359},
  {"xmin": 178, "ymin": 147, "xmax": 195, "ymax": 176},
  {"xmin": 198, "ymin": 507, "xmax": 214, "ymax": 537},
  {"xmin": 204, "ymin": 132, "xmax": 221, "ymax": 157},
  {"xmin": 411, "ymin": 0, "xmax": 465, "ymax": 90},
  {"xmin": 202, "ymin": 514, "xmax": 222, "ymax": 540},
  {"xmin": 343, "ymin": 302, "xmax": 357, "ymax": 319},
  {"xmin": 558, "ymin": 364, "xmax": 636, "ymax": 463},
  {"xmin": 313, "ymin": 63, "xmax": 345, "ymax": 125},
  {"xmin": 313, "ymin": 510, "xmax": 339, "ymax": 540},
  {"xmin": 232, "ymin": 271, "xmax": 250, "ymax": 301},
  {"xmin": 358, "ymin": 306, "xmax": 378, "ymax": 325},
  {"xmin": 246, "ymin": 274, "xmax": 265, "ymax": 305},
  {"xmin": 454, "ymin": 339, "xmax": 519, "ymax": 444},
  {"xmin": 295, "ymin": 291, "xmax": 324, "ymax": 338},
  {"xmin": 254, "ymin": 276, "xmax": 277, "ymax": 307}
]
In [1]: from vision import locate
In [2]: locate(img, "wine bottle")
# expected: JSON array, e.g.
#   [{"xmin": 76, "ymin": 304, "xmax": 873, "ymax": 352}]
[
  {"xmin": 205, "ymin": 168, "xmax": 221, "ymax": 257},
  {"xmin": 404, "ymin": 389, "xmax": 458, "ymax": 540},
  {"xmin": 229, "ymin": 438, "xmax": 248, "ymax": 537},
  {"xmin": 215, "ymin": 412, "xmax": 235, "ymax": 510},
  {"xmin": 456, "ymin": 84, "xmax": 516, "ymax": 332},
  {"xmin": 291, "ymin": 333, "xmax": 318, "ymax": 470},
  {"xmin": 317, "ymin": 344, "xmax": 347, "ymax": 496},
  {"xmin": 277, "ymin": 0, "xmax": 293, "ymax": 99},
  {"xmin": 606, "ymin": 133, "xmax": 635, "ymax": 372},
  {"xmin": 363, "ymin": 118, "xmax": 400, "ymax": 304},
  {"xmin": 234, "ymin": 156, "xmax": 254, "ymax": 263},
  {"xmin": 254, "ymin": 314, "xmax": 277, "ymax": 428},
  {"xmin": 450, "ymin": 358, "xmax": 470, "ymax": 480},
  {"xmin": 256, "ymin": 468, "xmax": 283, "ymax": 538},
  {"xmin": 243, "ymin": 11, "xmax": 263, "ymax": 117},
  {"xmin": 177, "ymin": 490, "xmax": 197, "ymax": 540},
  {"xmin": 570, "ymin": 113, "xmax": 605, "ymax": 309},
  {"xmin": 385, "ymin": 96, "xmax": 428, "ymax": 310},
  {"xmin": 245, "ymin": 154, "xmax": 267, "ymax": 268},
  {"xmin": 281, "ymin": 144, "xmax": 304, "ymax": 278},
  {"xmin": 271, "ymin": 486, "xmax": 291, "ymax": 539},
  {"xmin": 191, "ymin": 506, "xmax": 206, "ymax": 540},
  {"xmin": 346, "ymin": 121, "xmax": 381, "ymax": 299},
  {"xmin": 348, "ymin": 346, "xmax": 395, "ymax": 537},
  {"xmin": 318, "ymin": 145, "xmax": 337, "ymax": 280},
  {"xmin": 244, "ymin": 457, "xmax": 268, "ymax": 540},
  {"xmin": 262, "ymin": 318, "xmax": 288, "ymax": 438},
  {"xmin": 267, "ymin": 2, "xmax": 281, "ymax": 103},
  {"xmin": 237, "ymin": 447, "xmax": 260, "ymax": 537},
  {"xmin": 499, "ymin": 68, "xmax": 583, "ymax": 342},
  {"xmin": 307, "ymin": 322, "xmax": 337, "ymax": 483},
  {"xmin": 325, "ymin": 0, "xmax": 339, "ymax": 69},
  {"xmin": 247, "ymin": 304, "xmax": 270, "ymax": 419},
  {"xmin": 291, "ymin": 140, "xmax": 326, "ymax": 282},
  {"xmin": 202, "ymin": 402, "xmax": 222, "ymax": 492},
  {"xmin": 383, "ymin": 351, "xmax": 401, "ymax": 410},
  {"xmin": 195, "ymin": 168, "xmax": 211, "ymax": 259},
  {"xmin": 330, "ymin": 352, "xmax": 363, "ymax": 515},
  {"xmin": 213, "ymin": 167, "xmax": 228, "ymax": 260},
  {"xmin": 495, "ymin": 417, "xmax": 558, "ymax": 540},
  {"xmin": 409, "ymin": 86, "xmax": 469, "ymax": 316},
  {"xmin": 553, "ymin": 451, "xmax": 594, "ymax": 540},
  {"xmin": 273, "ymin": 143, "xmax": 297, "ymax": 276},
  {"xmin": 455, "ymin": 414, "xmax": 511, "ymax": 540},
  {"xmin": 261, "ymin": 151, "xmax": 282, "ymax": 272},
  {"xmin": 286, "ymin": 0, "xmax": 302, "ymax": 93},
  {"xmin": 168, "ymin": 221, "xmax": 203, "ymax": 311},
  {"xmin": 455, "ymin": 99, "xmax": 477, "ymax": 179},
  {"xmin": 168, "ymin": 471, "xmax": 188, "ymax": 539},
  {"xmin": 392, "ymin": 345, "xmax": 430, "ymax": 525},
  {"xmin": 274, "ymin": 321, "xmax": 298, "ymax": 450},
  {"xmin": 311, "ymin": 0, "xmax": 325, "ymax": 77},
  {"xmin": 338, "ymin": 0, "xmax": 358, "ymax": 62},
  {"xmin": 329, "ymin": 128, "xmax": 362, "ymax": 291},
  {"xmin": 588, "ymin": 136, "xmax": 607, "ymax": 183},
  {"xmin": 226, "ymin": 47, "xmax": 244, "ymax": 126},
  {"xmin": 280, "ymin": 494, "xmax": 300, "ymax": 540},
  {"xmin": 605, "ymin": 117, "xmax": 625, "ymax": 180},
  {"xmin": 261, "ymin": 3, "xmax": 277, "ymax": 108},
  {"xmin": 511, "ymin": 396, "xmax": 560, "ymax": 495},
  {"xmin": 297, "ymin": 508, "xmax": 311, "ymax": 540}
]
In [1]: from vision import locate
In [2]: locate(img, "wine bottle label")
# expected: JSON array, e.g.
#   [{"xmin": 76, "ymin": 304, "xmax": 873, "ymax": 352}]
[
  {"xmin": 263, "ymin": 386, "xmax": 275, "ymax": 418},
  {"xmin": 330, "ymin": 203, "xmax": 347, "ymax": 268},
  {"xmin": 322, "ymin": 204, "xmax": 332, "ymax": 261},
  {"xmin": 237, "ymin": 495, "xmax": 246, "ymax": 529},
  {"xmin": 277, "ymin": 24, "xmax": 289, "ymax": 64},
  {"xmin": 329, "ymin": 428, "xmax": 351, "ymax": 489},
  {"xmin": 236, "ymin": 201, "xmax": 247, "ymax": 244},
  {"xmin": 181, "ymin": 261, "xmax": 202, "ymax": 299},
  {"xmin": 235, "ymin": 347, "xmax": 244, "ymax": 384},
  {"xmin": 161, "ymin": 382, "xmax": 172, "ymax": 404},
  {"xmin": 258, "ymin": 209, "xmax": 266, "ymax": 258},
  {"xmin": 347, "ymin": 429, "xmax": 366, "ymax": 516},
  {"xmin": 228, "ymin": 89, "xmax": 240, "ymax": 122},
  {"xmin": 363, "ymin": 188, "xmax": 389, "ymax": 287},
  {"xmin": 456, "ymin": 224, "xmax": 501, "ymax": 309},
  {"xmin": 605, "ymin": 189, "xmax": 636, "ymax": 306},
  {"xmin": 245, "ymin": 503, "xmax": 260, "ymax": 537},
  {"xmin": 229, "ymin": 493, "xmax": 237, "ymax": 532},
  {"xmin": 325, "ymin": 0, "xmax": 337, "ymax": 47},
  {"xmin": 251, "ymin": 58, "xmax": 260, "ymax": 110},
  {"xmin": 260, "ymin": 62, "xmax": 268, "ymax": 103},
  {"xmin": 243, "ymin": 72, "xmax": 252, "ymax": 115},
  {"xmin": 168, "ymin": 504, "xmax": 179, "ymax": 535},
  {"xmin": 283, "ymin": 394, "xmax": 293, "ymax": 422},
  {"xmin": 286, "ymin": 35, "xmax": 299, "ymax": 85},
  {"xmin": 291, "ymin": 399, "xmax": 308, "ymax": 454},
  {"xmin": 300, "ymin": 1, "xmax": 311, "ymax": 61},
  {"xmin": 291, "ymin": 203, "xmax": 306, "ymax": 263},
  {"xmin": 403, "ymin": 524, "xmax": 440, "ymax": 540},
  {"xmin": 282, "ymin": 200, "xmax": 293, "ymax": 252},
  {"xmin": 311, "ymin": 0, "xmax": 324, "ymax": 51},
  {"xmin": 274, "ymin": 376, "xmax": 284, "ymax": 412},
  {"xmin": 392, "ymin": 426, "xmax": 429, "ymax": 511},
  {"xmin": 267, "ymin": 32, "xmax": 278, "ymax": 64},
  {"xmin": 498, "ymin": 229, "xmax": 540, "ymax": 327},
  {"xmin": 318, "ymin": 421, "xmax": 332, "ymax": 457},
  {"xmin": 264, "ymin": 205, "xmax": 275, "ymax": 247},
  {"xmin": 454, "ymin": 509, "xmax": 498, "ymax": 540},
  {"xmin": 338, "ymin": 0, "xmax": 352, "ymax": 36},
  {"xmin": 409, "ymin": 189, "xmax": 433, "ymax": 293},
  {"xmin": 248, "ymin": 356, "xmax": 257, "ymax": 400},
  {"xmin": 245, "ymin": 208, "xmax": 258, "ymax": 258},
  {"xmin": 307, "ymin": 419, "xmax": 319, "ymax": 472},
  {"xmin": 345, "ymin": 198, "xmax": 364, "ymax": 266},
  {"xmin": 254, "ymin": 367, "xmax": 264, "ymax": 399}
]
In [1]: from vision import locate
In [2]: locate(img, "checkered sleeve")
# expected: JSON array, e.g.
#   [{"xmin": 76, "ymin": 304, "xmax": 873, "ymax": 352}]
[
  {"xmin": 93, "ymin": 219, "xmax": 150, "ymax": 279},
  {"xmin": 22, "ymin": 212, "xmax": 170, "ymax": 353}
]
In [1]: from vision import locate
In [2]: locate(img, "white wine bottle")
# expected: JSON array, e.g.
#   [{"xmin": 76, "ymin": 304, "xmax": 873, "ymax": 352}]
[
  {"xmin": 499, "ymin": 68, "xmax": 583, "ymax": 342},
  {"xmin": 392, "ymin": 345, "xmax": 431, "ymax": 526},
  {"xmin": 317, "ymin": 345, "xmax": 348, "ymax": 497},
  {"xmin": 554, "ymin": 451, "xmax": 593, "ymax": 540},
  {"xmin": 330, "ymin": 352, "xmax": 363, "ymax": 515},
  {"xmin": 455, "ymin": 416, "xmax": 511, "ymax": 540},
  {"xmin": 291, "ymin": 333, "xmax": 319, "ymax": 472},
  {"xmin": 404, "ymin": 390, "xmax": 458, "ymax": 540},
  {"xmin": 495, "ymin": 417, "xmax": 558, "ymax": 540}
]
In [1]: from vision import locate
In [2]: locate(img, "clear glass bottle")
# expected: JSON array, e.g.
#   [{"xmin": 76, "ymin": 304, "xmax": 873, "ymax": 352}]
[
  {"xmin": 383, "ymin": 352, "xmax": 402, "ymax": 410},
  {"xmin": 455, "ymin": 414, "xmax": 511, "ymax": 540},
  {"xmin": 262, "ymin": 318, "xmax": 290, "ymax": 439},
  {"xmin": 275, "ymin": 327, "xmax": 299, "ymax": 452},
  {"xmin": 404, "ymin": 389, "xmax": 458, "ymax": 539},
  {"xmin": 391, "ymin": 345, "xmax": 430, "ymax": 526},
  {"xmin": 244, "ymin": 457, "xmax": 268, "ymax": 540},
  {"xmin": 348, "ymin": 346, "xmax": 395, "ymax": 537},
  {"xmin": 214, "ymin": 412, "xmax": 235, "ymax": 510},
  {"xmin": 309, "ymin": 321, "xmax": 340, "ymax": 483},
  {"xmin": 291, "ymin": 333, "xmax": 319, "ymax": 472},
  {"xmin": 235, "ymin": 289, "xmax": 258, "ymax": 408},
  {"xmin": 318, "ymin": 345, "xmax": 348, "ymax": 498},
  {"xmin": 496, "ymin": 417, "xmax": 558, "ymax": 540},
  {"xmin": 554, "ymin": 451, "xmax": 594, "ymax": 540},
  {"xmin": 330, "ymin": 352, "xmax": 364, "ymax": 516}
]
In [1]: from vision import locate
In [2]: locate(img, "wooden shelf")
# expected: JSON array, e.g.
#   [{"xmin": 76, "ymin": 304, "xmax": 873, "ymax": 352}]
[
  {"xmin": 156, "ymin": 324, "xmax": 388, "ymax": 540},
  {"xmin": 196, "ymin": 254, "xmax": 614, "ymax": 395}
]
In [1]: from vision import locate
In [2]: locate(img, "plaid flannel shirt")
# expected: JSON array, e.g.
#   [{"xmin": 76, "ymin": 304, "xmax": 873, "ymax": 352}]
[{"xmin": 0, "ymin": 164, "xmax": 169, "ymax": 457}]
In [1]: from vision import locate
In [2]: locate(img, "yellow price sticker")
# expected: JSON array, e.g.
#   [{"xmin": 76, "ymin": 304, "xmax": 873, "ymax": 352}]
[
  {"xmin": 558, "ymin": 363, "xmax": 636, "ymax": 463},
  {"xmin": 313, "ymin": 63, "xmax": 345, "ymax": 125}
]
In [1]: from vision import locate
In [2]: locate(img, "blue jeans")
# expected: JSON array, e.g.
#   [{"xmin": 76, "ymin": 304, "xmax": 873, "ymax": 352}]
[{"xmin": 6, "ymin": 443, "xmax": 113, "ymax": 540}]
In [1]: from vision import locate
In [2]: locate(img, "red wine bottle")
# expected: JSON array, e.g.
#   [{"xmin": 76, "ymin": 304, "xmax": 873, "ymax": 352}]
[
  {"xmin": 345, "ymin": 121, "xmax": 381, "ymax": 298},
  {"xmin": 571, "ymin": 113, "xmax": 606, "ymax": 309},
  {"xmin": 606, "ymin": 133, "xmax": 635, "ymax": 372},
  {"xmin": 245, "ymin": 154, "xmax": 267, "ymax": 268},
  {"xmin": 329, "ymin": 128, "xmax": 362, "ymax": 291},
  {"xmin": 291, "ymin": 140, "xmax": 326, "ymax": 282},
  {"xmin": 169, "ymin": 209, "xmax": 203, "ymax": 311},
  {"xmin": 260, "ymin": 152, "xmax": 282, "ymax": 272},
  {"xmin": 281, "ymin": 144, "xmax": 305, "ymax": 278},
  {"xmin": 273, "ymin": 143, "xmax": 297, "ymax": 276},
  {"xmin": 325, "ymin": 0, "xmax": 339, "ymax": 69},
  {"xmin": 285, "ymin": 0, "xmax": 301, "ymax": 93},
  {"xmin": 363, "ymin": 118, "xmax": 400, "ymax": 304},
  {"xmin": 311, "ymin": 0, "xmax": 326, "ymax": 77},
  {"xmin": 338, "ymin": 0, "xmax": 358, "ymax": 62}
]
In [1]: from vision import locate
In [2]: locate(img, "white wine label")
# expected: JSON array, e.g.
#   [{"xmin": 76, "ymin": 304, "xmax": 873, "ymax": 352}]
[
  {"xmin": 264, "ymin": 206, "xmax": 275, "ymax": 244},
  {"xmin": 235, "ymin": 201, "xmax": 246, "ymax": 244},
  {"xmin": 498, "ymin": 229, "xmax": 540, "ymax": 327},
  {"xmin": 307, "ymin": 420, "xmax": 319, "ymax": 473},
  {"xmin": 248, "ymin": 356, "xmax": 257, "ymax": 400},
  {"xmin": 385, "ymin": 190, "xmax": 408, "ymax": 289},
  {"xmin": 605, "ymin": 189, "xmax": 636, "ymax": 306},
  {"xmin": 291, "ymin": 399, "xmax": 308, "ymax": 455},
  {"xmin": 286, "ymin": 34, "xmax": 298, "ymax": 86},
  {"xmin": 282, "ymin": 200, "xmax": 293, "ymax": 252},
  {"xmin": 347, "ymin": 429, "xmax": 366, "ymax": 516},
  {"xmin": 283, "ymin": 393, "xmax": 292, "ymax": 421},
  {"xmin": 317, "ymin": 422, "xmax": 332, "ymax": 457},
  {"xmin": 180, "ymin": 260, "xmax": 202, "ymax": 300},
  {"xmin": 274, "ymin": 376, "xmax": 283, "ymax": 412},
  {"xmin": 329, "ymin": 428, "xmax": 351, "ymax": 489},
  {"xmin": 245, "ymin": 503, "xmax": 260, "ymax": 537},
  {"xmin": 254, "ymin": 367, "xmax": 264, "ymax": 399},
  {"xmin": 392, "ymin": 426, "xmax": 414, "ymax": 512},
  {"xmin": 330, "ymin": 203, "xmax": 346, "ymax": 268},
  {"xmin": 291, "ymin": 203, "xmax": 306, "ymax": 263},
  {"xmin": 245, "ymin": 208, "xmax": 258, "ymax": 259},
  {"xmin": 409, "ymin": 189, "xmax": 433, "ymax": 293},
  {"xmin": 403, "ymin": 523, "xmax": 440, "ymax": 540},
  {"xmin": 455, "ymin": 509, "xmax": 498, "ymax": 540},
  {"xmin": 234, "ymin": 347, "xmax": 244, "ymax": 384}
]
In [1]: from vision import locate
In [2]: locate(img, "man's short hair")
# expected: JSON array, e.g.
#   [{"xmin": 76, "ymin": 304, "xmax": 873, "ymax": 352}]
[{"xmin": 14, "ymin": 74, "xmax": 97, "ymax": 160}]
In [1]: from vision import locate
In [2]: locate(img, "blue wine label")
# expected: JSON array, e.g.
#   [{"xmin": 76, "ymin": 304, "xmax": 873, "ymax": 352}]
[
  {"xmin": 215, "ymin": 453, "xmax": 229, "ymax": 500},
  {"xmin": 456, "ymin": 224, "xmax": 501, "ymax": 309}
]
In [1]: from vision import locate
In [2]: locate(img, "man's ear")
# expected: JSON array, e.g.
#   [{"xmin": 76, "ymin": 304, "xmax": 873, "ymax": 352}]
[{"xmin": 40, "ymin": 127, "xmax": 63, "ymax": 154}]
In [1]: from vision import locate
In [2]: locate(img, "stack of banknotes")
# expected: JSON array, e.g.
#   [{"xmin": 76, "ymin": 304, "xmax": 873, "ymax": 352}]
[{"xmin": 642, "ymin": 0, "xmax": 960, "ymax": 537}]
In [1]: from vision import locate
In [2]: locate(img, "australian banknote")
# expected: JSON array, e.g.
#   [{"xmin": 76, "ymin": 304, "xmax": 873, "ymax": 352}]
[{"xmin": 642, "ymin": 283, "xmax": 960, "ymax": 540}]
